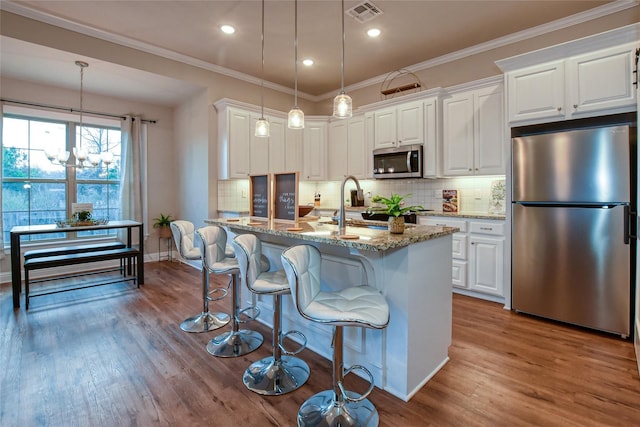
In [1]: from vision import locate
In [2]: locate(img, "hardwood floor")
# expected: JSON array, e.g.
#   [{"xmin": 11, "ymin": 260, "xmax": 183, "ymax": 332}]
[{"xmin": 1, "ymin": 261, "xmax": 639, "ymax": 426}]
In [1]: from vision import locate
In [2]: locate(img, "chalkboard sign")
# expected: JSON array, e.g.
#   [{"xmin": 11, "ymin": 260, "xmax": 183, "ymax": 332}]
[
  {"xmin": 273, "ymin": 172, "xmax": 299, "ymax": 222},
  {"xmin": 250, "ymin": 174, "xmax": 270, "ymax": 219}
]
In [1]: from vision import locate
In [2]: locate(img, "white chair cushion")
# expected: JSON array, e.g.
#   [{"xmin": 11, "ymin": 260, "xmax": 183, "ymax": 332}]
[
  {"xmin": 171, "ymin": 220, "xmax": 201, "ymax": 261},
  {"xmin": 306, "ymin": 285, "xmax": 389, "ymax": 328},
  {"xmin": 211, "ymin": 256, "xmax": 240, "ymax": 274},
  {"xmin": 250, "ymin": 269, "xmax": 289, "ymax": 294}
]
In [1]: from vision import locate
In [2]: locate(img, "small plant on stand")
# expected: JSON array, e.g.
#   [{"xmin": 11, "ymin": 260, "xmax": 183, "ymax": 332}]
[
  {"xmin": 368, "ymin": 194, "xmax": 423, "ymax": 234},
  {"xmin": 153, "ymin": 213, "xmax": 173, "ymax": 238}
]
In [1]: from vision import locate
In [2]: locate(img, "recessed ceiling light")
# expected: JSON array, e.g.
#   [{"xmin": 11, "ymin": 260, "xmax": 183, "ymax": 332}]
[
  {"xmin": 367, "ymin": 28, "xmax": 381, "ymax": 37},
  {"xmin": 302, "ymin": 59, "xmax": 314, "ymax": 66},
  {"xmin": 220, "ymin": 25, "xmax": 235, "ymax": 34}
]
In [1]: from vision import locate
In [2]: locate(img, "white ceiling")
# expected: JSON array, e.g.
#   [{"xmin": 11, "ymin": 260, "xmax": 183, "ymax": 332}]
[{"xmin": 0, "ymin": 0, "xmax": 631, "ymax": 107}]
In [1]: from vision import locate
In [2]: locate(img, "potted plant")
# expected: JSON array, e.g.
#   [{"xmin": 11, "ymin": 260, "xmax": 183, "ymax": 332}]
[
  {"xmin": 368, "ymin": 194, "xmax": 423, "ymax": 234},
  {"xmin": 153, "ymin": 213, "xmax": 173, "ymax": 238},
  {"xmin": 74, "ymin": 210, "xmax": 94, "ymax": 226}
]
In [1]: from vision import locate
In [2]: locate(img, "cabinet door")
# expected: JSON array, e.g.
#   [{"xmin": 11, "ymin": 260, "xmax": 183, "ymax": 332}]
[
  {"xmin": 507, "ymin": 61, "xmax": 565, "ymax": 123},
  {"xmin": 474, "ymin": 84, "xmax": 505, "ymax": 175},
  {"xmin": 452, "ymin": 260, "xmax": 468, "ymax": 289},
  {"xmin": 568, "ymin": 44, "xmax": 637, "ymax": 115},
  {"xmin": 422, "ymin": 97, "xmax": 439, "ymax": 178},
  {"xmin": 285, "ymin": 126, "xmax": 303, "ymax": 173},
  {"xmin": 228, "ymin": 108, "xmax": 251, "ymax": 178},
  {"xmin": 443, "ymin": 92, "xmax": 474, "ymax": 176},
  {"xmin": 348, "ymin": 116, "xmax": 367, "ymax": 179},
  {"xmin": 268, "ymin": 117, "xmax": 286, "ymax": 173},
  {"xmin": 250, "ymin": 115, "xmax": 269, "ymax": 175},
  {"xmin": 469, "ymin": 235, "xmax": 504, "ymax": 296},
  {"xmin": 303, "ymin": 122, "xmax": 327, "ymax": 181},
  {"xmin": 397, "ymin": 101, "xmax": 424, "ymax": 146},
  {"xmin": 373, "ymin": 108, "xmax": 396, "ymax": 149},
  {"xmin": 328, "ymin": 120, "xmax": 348, "ymax": 180}
]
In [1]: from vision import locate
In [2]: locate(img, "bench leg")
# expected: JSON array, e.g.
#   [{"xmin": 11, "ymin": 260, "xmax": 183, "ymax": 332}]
[{"xmin": 25, "ymin": 269, "xmax": 30, "ymax": 310}]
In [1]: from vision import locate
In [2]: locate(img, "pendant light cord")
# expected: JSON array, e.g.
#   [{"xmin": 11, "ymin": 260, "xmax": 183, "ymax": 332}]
[
  {"xmin": 260, "ymin": 0, "xmax": 265, "ymax": 118},
  {"xmin": 294, "ymin": 0, "xmax": 298, "ymax": 107},
  {"xmin": 340, "ymin": 0, "xmax": 345, "ymax": 94}
]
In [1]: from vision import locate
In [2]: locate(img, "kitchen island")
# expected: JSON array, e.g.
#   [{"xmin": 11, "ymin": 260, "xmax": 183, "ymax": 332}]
[{"xmin": 205, "ymin": 217, "xmax": 458, "ymax": 401}]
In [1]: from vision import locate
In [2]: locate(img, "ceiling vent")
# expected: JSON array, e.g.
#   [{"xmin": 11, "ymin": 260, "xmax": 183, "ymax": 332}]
[{"xmin": 346, "ymin": 1, "xmax": 383, "ymax": 24}]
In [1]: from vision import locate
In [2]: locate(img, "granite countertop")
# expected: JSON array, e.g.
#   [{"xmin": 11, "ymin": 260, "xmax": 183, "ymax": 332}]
[
  {"xmin": 218, "ymin": 208, "xmax": 506, "ymax": 221},
  {"xmin": 206, "ymin": 217, "xmax": 459, "ymax": 252}
]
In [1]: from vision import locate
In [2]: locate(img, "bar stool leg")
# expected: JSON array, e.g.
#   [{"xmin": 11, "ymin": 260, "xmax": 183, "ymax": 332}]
[
  {"xmin": 243, "ymin": 294, "xmax": 309, "ymax": 395},
  {"xmin": 206, "ymin": 273, "xmax": 263, "ymax": 357},
  {"xmin": 297, "ymin": 326, "xmax": 379, "ymax": 427},
  {"xmin": 180, "ymin": 267, "xmax": 230, "ymax": 333}
]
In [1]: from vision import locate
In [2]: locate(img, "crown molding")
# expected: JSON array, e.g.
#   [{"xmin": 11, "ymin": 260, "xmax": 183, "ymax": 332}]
[{"xmin": 2, "ymin": 0, "xmax": 637, "ymax": 103}]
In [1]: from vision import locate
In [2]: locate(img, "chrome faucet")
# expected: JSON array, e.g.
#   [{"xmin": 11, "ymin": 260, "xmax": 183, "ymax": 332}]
[{"xmin": 339, "ymin": 175, "xmax": 361, "ymax": 235}]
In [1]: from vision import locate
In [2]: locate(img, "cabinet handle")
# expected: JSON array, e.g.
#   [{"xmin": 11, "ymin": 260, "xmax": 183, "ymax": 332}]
[
  {"xmin": 480, "ymin": 227, "xmax": 493, "ymax": 230},
  {"xmin": 471, "ymin": 242, "xmax": 475, "ymax": 245},
  {"xmin": 468, "ymin": 168, "xmax": 472, "ymax": 171},
  {"xmin": 436, "ymin": 223, "xmax": 446, "ymax": 226},
  {"xmin": 557, "ymin": 106, "xmax": 562, "ymax": 111},
  {"xmin": 573, "ymin": 104, "xmax": 578, "ymax": 109},
  {"xmin": 475, "ymin": 168, "xmax": 479, "ymax": 171}
]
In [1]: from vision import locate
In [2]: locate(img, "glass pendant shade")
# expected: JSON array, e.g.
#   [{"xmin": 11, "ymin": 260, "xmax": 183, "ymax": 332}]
[
  {"xmin": 333, "ymin": 92, "xmax": 352, "ymax": 118},
  {"xmin": 288, "ymin": 107, "xmax": 304, "ymax": 129},
  {"xmin": 255, "ymin": 117, "xmax": 270, "ymax": 137}
]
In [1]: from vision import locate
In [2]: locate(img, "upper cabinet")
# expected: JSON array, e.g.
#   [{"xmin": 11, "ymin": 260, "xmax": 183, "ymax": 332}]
[
  {"xmin": 216, "ymin": 101, "xmax": 300, "ymax": 179},
  {"xmin": 506, "ymin": 43, "xmax": 637, "ymax": 125},
  {"xmin": 374, "ymin": 100, "xmax": 424, "ymax": 149},
  {"xmin": 442, "ymin": 82, "xmax": 505, "ymax": 176},
  {"xmin": 328, "ymin": 116, "xmax": 367, "ymax": 180},
  {"xmin": 303, "ymin": 120, "xmax": 327, "ymax": 181}
]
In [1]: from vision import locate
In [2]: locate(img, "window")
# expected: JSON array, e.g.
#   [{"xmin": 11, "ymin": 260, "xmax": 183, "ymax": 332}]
[{"xmin": 2, "ymin": 114, "xmax": 121, "ymax": 244}]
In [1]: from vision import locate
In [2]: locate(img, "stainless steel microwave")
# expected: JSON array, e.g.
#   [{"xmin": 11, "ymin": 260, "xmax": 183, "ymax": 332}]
[{"xmin": 373, "ymin": 145, "xmax": 422, "ymax": 178}]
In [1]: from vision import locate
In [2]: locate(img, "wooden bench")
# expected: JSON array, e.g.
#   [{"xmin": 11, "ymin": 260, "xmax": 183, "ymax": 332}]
[{"xmin": 24, "ymin": 247, "xmax": 140, "ymax": 309}]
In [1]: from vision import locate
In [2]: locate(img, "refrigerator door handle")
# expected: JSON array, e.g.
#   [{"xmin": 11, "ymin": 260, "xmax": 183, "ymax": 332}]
[{"xmin": 624, "ymin": 205, "xmax": 633, "ymax": 244}]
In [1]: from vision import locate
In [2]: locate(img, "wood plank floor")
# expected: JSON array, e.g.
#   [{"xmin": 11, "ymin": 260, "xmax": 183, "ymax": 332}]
[{"xmin": 1, "ymin": 261, "xmax": 639, "ymax": 426}]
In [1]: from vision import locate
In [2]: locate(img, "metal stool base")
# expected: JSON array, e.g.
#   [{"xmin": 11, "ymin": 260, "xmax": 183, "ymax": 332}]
[
  {"xmin": 180, "ymin": 312, "xmax": 230, "ymax": 333},
  {"xmin": 297, "ymin": 390, "xmax": 379, "ymax": 427},
  {"xmin": 206, "ymin": 329, "xmax": 263, "ymax": 357},
  {"xmin": 243, "ymin": 356, "xmax": 310, "ymax": 395}
]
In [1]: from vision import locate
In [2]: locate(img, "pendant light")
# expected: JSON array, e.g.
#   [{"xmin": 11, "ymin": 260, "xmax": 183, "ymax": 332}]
[
  {"xmin": 333, "ymin": 0, "xmax": 352, "ymax": 118},
  {"xmin": 287, "ymin": 0, "xmax": 304, "ymax": 129},
  {"xmin": 255, "ymin": 0, "xmax": 270, "ymax": 137}
]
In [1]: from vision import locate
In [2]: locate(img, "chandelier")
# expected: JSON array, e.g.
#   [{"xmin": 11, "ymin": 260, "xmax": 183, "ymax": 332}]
[{"xmin": 45, "ymin": 61, "xmax": 113, "ymax": 168}]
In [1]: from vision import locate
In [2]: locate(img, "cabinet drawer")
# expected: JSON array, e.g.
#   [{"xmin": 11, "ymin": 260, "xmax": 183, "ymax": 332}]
[
  {"xmin": 421, "ymin": 217, "xmax": 467, "ymax": 232},
  {"xmin": 452, "ymin": 234, "xmax": 467, "ymax": 260},
  {"xmin": 452, "ymin": 260, "xmax": 468, "ymax": 289},
  {"xmin": 470, "ymin": 221, "xmax": 504, "ymax": 236}
]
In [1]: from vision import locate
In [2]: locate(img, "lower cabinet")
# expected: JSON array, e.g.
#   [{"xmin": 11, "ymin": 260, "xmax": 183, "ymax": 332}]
[{"xmin": 419, "ymin": 216, "xmax": 505, "ymax": 300}]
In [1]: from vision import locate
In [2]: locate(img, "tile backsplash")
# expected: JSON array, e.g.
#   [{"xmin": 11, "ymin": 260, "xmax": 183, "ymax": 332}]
[{"xmin": 219, "ymin": 176, "xmax": 506, "ymax": 214}]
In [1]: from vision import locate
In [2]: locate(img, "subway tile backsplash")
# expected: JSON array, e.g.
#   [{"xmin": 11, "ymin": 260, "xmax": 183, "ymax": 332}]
[{"xmin": 218, "ymin": 176, "xmax": 505, "ymax": 214}]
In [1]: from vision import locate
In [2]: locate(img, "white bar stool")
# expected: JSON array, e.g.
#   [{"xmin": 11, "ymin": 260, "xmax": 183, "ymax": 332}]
[
  {"xmin": 171, "ymin": 221, "xmax": 230, "ymax": 333},
  {"xmin": 205, "ymin": 226, "xmax": 265, "ymax": 357},
  {"xmin": 281, "ymin": 244, "xmax": 389, "ymax": 427},
  {"xmin": 233, "ymin": 234, "xmax": 310, "ymax": 395}
]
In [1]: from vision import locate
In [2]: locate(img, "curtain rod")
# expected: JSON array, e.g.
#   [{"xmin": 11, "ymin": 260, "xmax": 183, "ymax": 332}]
[{"xmin": 0, "ymin": 98, "xmax": 157, "ymax": 124}]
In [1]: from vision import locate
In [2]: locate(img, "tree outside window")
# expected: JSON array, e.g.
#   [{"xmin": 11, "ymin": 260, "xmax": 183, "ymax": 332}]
[{"xmin": 1, "ymin": 114, "xmax": 122, "ymax": 243}]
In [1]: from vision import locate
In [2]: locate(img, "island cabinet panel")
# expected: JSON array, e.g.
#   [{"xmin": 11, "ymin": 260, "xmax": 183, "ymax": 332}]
[{"xmin": 206, "ymin": 216, "xmax": 456, "ymax": 402}]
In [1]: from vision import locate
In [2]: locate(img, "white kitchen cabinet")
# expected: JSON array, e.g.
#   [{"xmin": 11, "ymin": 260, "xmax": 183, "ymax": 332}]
[
  {"xmin": 507, "ymin": 43, "xmax": 637, "ymax": 124},
  {"xmin": 285, "ymin": 125, "xmax": 303, "ymax": 173},
  {"xmin": 303, "ymin": 120, "xmax": 327, "ymax": 181},
  {"xmin": 419, "ymin": 216, "xmax": 505, "ymax": 301},
  {"xmin": 442, "ymin": 83, "xmax": 505, "ymax": 176},
  {"xmin": 217, "ymin": 103, "xmax": 292, "ymax": 179},
  {"xmin": 468, "ymin": 220, "xmax": 504, "ymax": 296},
  {"xmin": 328, "ymin": 116, "xmax": 367, "ymax": 180},
  {"xmin": 374, "ymin": 100, "xmax": 424, "ymax": 149},
  {"xmin": 222, "ymin": 107, "xmax": 252, "ymax": 179},
  {"xmin": 422, "ymin": 97, "xmax": 440, "ymax": 178}
]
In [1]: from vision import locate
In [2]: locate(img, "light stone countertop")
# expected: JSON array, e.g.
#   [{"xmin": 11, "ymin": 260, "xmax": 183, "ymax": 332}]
[{"xmin": 206, "ymin": 217, "xmax": 459, "ymax": 252}]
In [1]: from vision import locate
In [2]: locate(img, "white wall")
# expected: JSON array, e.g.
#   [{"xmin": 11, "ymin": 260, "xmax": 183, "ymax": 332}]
[{"xmin": 173, "ymin": 89, "xmax": 211, "ymax": 226}]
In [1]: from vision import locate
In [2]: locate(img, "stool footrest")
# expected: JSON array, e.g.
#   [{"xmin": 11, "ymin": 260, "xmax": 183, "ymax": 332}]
[
  {"xmin": 237, "ymin": 306, "xmax": 260, "ymax": 323},
  {"xmin": 280, "ymin": 330, "xmax": 307, "ymax": 356},
  {"xmin": 339, "ymin": 365, "xmax": 375, "ymax": 403},
  {"xmin": 207, "ymin": 287, "xmax": 228, "ymax": 302}
]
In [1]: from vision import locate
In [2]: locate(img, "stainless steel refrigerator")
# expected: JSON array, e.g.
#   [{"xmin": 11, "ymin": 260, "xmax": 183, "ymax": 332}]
[{"xmin": 512, "ymin": 122, "xmax": 636, "ymax": 337}]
